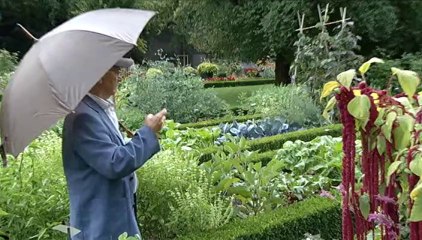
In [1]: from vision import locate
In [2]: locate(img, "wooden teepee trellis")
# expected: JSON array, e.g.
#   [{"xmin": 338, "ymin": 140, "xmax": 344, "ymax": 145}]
[{"xmin": 292, "ymin": 3, "xmax": 351, "ymax": 84}]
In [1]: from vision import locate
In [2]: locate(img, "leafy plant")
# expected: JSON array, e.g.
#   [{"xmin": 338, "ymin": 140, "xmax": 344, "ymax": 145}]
[
  {"xmin": 183, "ymin": 66, "xmax": 198, "ymax": 76},
  {"xmin": 137, "ymin": 150, "xmax": 233, "ymax": 239},
  {"xmin": 274, "ymin": 136, "xmax": 360, "ymax": 202},
  {"xmin": 216, "ymin": 117, "xmax": 302, "ymax": 143},
  {"xmin": 160, "ymin": 120, "xmax": 221, "ymax": 150},
  {"xmin": 0, "ymin": 130, "xmax": 69, "ymax": 240},
  {"xmin": 197, "ymin": 62, "xmax": 219, "ymax": 78},
  {"xmin": 168, "ymin": 171, "xmax": 233, "ymax": 236},
  {"xmin": 145, "ymin": 67, "xmax": 163, "ymax": 79},
  {"xmin": 240, "ymin": 85, "xmax": 324, "ymax": 126},
  {"xmin": 201, "ymin": 137, "xmax": 286, "ymax": 217},
  {"xmin": 291, "ymin": 11, "xmax": 363, "ymax": 100},
  {"xmin": 117, "ymin": 64, "xmax": 229, "ymax": 126},
  {"xmin": 321, "ymin": 58, "xmax": 422, "ymax": 239},
  {"xmin": 118, "ymin": 232, "xmax": 141, "ymax": 240},
  {"xmin": 0, "ymin": 49, "xmax": 17, "ymax": 75}
]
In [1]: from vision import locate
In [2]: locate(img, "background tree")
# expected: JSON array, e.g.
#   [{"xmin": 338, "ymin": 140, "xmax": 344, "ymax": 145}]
[{"xmin": 170, "ymin": 0, "xmax": 422, "ymax": 85}]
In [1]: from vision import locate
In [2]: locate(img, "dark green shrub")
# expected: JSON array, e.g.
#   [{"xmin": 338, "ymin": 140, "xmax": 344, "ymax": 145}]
[
  {"xmin": 198, "ymin": 62, "xmax": 219, "ymax": 78},
  {"xmin": 203, "ymin": 78, "xmax": 274, "ymax": 88},
  {"xmin": 178, "ymin": 197, "xmax": 341, "ymax": 240}
]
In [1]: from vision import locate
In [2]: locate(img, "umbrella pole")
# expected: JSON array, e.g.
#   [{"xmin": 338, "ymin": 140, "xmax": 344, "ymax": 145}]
[{"xmin": 0, "ymin": 144, "xmax": 7, "ymax": 167}]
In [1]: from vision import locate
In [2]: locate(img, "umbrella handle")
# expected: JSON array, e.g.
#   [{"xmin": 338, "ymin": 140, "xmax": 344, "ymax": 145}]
[{"xmin": 118, "ymin": 121, "xmax": 134, "ymax": 138}]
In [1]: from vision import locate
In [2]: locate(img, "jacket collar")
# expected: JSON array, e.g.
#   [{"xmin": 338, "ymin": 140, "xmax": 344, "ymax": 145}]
[{"xmin": 82, "ymin": 96, "xmax": 124, "ymax": 145}]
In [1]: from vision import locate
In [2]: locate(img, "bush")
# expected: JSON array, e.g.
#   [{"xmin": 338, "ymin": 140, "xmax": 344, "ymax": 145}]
[
  {"xmin": 0, "ymin": 49, "xmax": 17, "ymax": 75},
  {"xmin": 137, "ymin": 151, "xmax": 233, "ymax": 239},
  {"xmin": 178, "ymin": 197, "xmax": 341, "ymax": 240},
  {"xmin": 240, "ymin": 85, "xmax": 324, "ymax": 127},
  {"xmin": 117, "ymin": 65, "xmax": 229, "ymax": 126},
  {"xmin": 145, "ymin": 67, "xmax": 163, "ymax": 79},
  {"xmin": 197, "ymin": 62, "xmax": 219, "ymax": 78},
  {"xmin": 183, "ymin": 66, "xmax": 198, "ymax": 76},
  {"xmin": 0, "ymin": 131, "xmax": 69, "ymax": 240}
]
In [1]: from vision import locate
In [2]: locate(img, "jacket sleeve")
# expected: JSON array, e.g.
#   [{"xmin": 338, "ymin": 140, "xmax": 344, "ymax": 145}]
[{"xmin": 72, "ymin": 112, "xmax": 160, "ymax": 179}]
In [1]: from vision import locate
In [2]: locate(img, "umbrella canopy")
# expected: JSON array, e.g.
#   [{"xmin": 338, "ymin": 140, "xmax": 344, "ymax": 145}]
[{"xmin": 0, "ymin": 8, "xmax": 155, "ymax": 161}]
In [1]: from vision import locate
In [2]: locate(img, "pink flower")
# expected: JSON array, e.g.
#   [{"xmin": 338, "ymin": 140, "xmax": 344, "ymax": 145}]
[
  {"xmin": 368, "ymin": 213, "xmax": 394, "ymax": 229},
  {"xmin": 375, "ymin": 195, "xmax": 397, "ymax": 205},
  {"xmin": 320, "ymin": 190, "xmax": 335, "ymax": 199}
]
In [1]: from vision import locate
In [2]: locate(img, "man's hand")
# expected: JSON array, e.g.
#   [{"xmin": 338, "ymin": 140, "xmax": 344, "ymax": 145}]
[{"xmin": 145, "ymin": 108, "xmax": 167, "ymax": 134}]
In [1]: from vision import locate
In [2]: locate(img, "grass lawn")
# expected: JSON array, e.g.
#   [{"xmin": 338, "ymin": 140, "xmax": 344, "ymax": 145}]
[{"xmin": 211, "ymin": 84, "xmax": 273, "ymax": 107}]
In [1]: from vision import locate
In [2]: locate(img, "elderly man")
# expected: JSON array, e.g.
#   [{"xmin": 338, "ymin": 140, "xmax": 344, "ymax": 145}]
[{"xmin": 62, "ymin": 58, "xmax": 166, "ymax": 240}]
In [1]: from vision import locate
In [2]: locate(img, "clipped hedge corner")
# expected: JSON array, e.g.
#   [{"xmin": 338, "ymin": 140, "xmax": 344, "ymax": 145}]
[
  {"xmin": 204, "ymin": 78, "xmax": 275, "ymax": 88},
  {"xmin": 178, "ymin": 197, "xmax": 341, "ymax": 240}
]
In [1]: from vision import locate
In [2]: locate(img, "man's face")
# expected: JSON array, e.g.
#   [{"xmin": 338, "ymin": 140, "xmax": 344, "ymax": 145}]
[{"xmin": 101, "ymin": 67, "xmax": 122, "ymax": 97}]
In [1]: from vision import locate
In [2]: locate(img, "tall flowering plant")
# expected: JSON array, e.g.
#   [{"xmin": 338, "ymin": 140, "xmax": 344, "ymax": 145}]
[{"xmin": 321, "ymin": 58, "xmax": 422, "ymax": 240}]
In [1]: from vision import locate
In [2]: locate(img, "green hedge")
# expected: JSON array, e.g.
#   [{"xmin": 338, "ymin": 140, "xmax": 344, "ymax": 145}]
[
  {"xmin": 249, "ymin": 150, "xmax": 277, "ymax": 165},
  {"xmin": 178, "ymin": 197, "xmax": 341, "ymax": 240},
  {"xmin": 177, "ymin": 114, "xmax": 264, "ymax": 130},
  {"xmin": 203, "ymin": 78, "xmax": 275, "ymax": 88},
  {"xmin": 199, "ymin": 124, "xmax": 343, "ymax": 163}
]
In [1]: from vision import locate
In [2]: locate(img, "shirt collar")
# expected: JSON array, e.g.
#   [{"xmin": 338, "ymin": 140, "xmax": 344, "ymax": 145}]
[{"xmin": 87, "ymin": 93, "xmax": 115, "ymax": 110}]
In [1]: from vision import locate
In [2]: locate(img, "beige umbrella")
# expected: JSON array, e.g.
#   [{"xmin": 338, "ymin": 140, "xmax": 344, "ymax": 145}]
[{"xmin": 0, "ymin": 8, "xmax": 156, "ymax": 165}]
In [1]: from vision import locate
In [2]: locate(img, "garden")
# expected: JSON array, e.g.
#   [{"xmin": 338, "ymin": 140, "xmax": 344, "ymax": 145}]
[{"xmin": 1, "ymin": 1, "xmax": 422, "ymax": 240}]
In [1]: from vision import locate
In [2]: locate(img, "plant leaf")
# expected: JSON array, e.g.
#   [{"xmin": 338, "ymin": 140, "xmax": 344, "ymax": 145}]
[
  {"xmin": 381, "ymin": 111, "xmax": 397, "ymax": 142},
  {"xmin": 386, "ymin": 161, "xmax": 402, "ymax": 185},
  {"xmin": 409, "ymin": 195, "xmax": 422, "ymax": 222},
  {"xmin": 347, "ymin": 95, "xmax": 371, "ymax": 128},
  {"xmin": 320, "ymin": 81, "xmax": 340, "ymax": 101},
  {"xmin": 337, "ymin": 69, "xmax": 356, "ymax": 88},
  {"xmin": 377, "ymin": 135, "xmax": 386, "ymax": 155},
  {"xmin": 322, "ymin": 96, "xmax": 337, "ymax": 121},
  {"xmin": 0, "ymin": 208, "xmax": 8, "ymax": 216},
  {"xmin": 393, "ymin": 114, "xmax": 415, "ymax": 150},
  {"xmin": 359, "ymin": 57, "xmax": 384, "ymax": 75},
  {"xmin": 410, "ymin": 154, "xmax": 422, "ymax": 177},
  {"xmin": 392, "ymin": 67, "xmax": 420, "ymax": 98},
  {"xmin": 359, "ymin": 194, "xmax": 370, "ymax": 219}
]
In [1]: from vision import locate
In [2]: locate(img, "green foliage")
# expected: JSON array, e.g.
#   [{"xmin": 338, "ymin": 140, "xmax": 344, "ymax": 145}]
[
  {"xmin": 168, "ymin": 172, "xmax": 233, "ymax": 236},
  {"xmin": 137, "ymin": 150, "xmax": 233, "ymax": 239},
  {"xmin": 197, "ymin": 62, "xmax": 219, "ymax": 78},
  {"xmin": 274, "ymin": 136, "xmax": 354, "ymax": 201},
  {"xmin": 117, "ymin": 64, "xmax": 229, "ymax": 126},
  {"xmin": 0, "ymin": 131, "xmax": 69, "ymax": 240},
  {"xmin": 177, "ymin": 197, "xmax": 341, "ymax": 240},
  {"xmin": 365, "ymin": 53, "xmax": 422, "ymax": 93},
  {"xmin": 145, "ymin": 67, "xmax": 163, "ymax": 79},
  {"xmin": 200, "ymin": 138, "xmax": 286, "ymax": 217},
  {"xmin": 160, "ymin": 120, "xmax": 221, "ymax": 150},
  {"xmin": 291, "ymin": 15, "xmax": 363, "ymax": 99},
  {"xmin": 183, "ymin": 66, "xmax": 198, "ymax": 76},
  {"xmin": 177, "ymin": 114, "xmax": 264, "ymax": 130},
  {"xmin": 240, "ymin": 85, "xmax": 324, "ymax": 126},
  {"xmin": 199, "ymin": 124, "xmax": 343, "ymax": 163},
  {"xmin": 118, "ymin": 232, "xmax": 141, "ymax": 240},
  {"xmin": 0, "ymin": 49, "xmax": 17, "ymax": 75}
]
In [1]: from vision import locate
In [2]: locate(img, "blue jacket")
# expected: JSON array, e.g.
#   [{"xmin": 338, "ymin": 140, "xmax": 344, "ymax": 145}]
[{"xmin": 62, "ymin": 96, "xmax": 160, "ymax": 240}]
